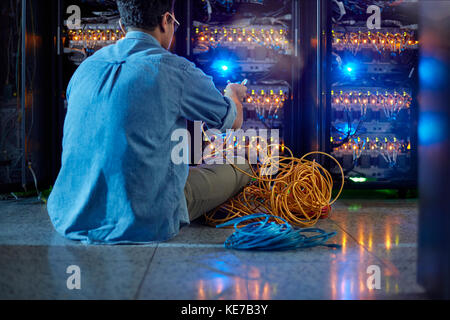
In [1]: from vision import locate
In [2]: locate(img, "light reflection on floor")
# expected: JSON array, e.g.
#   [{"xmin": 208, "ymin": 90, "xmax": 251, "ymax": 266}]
[{"xmin": 186, "ymin": 200, "xmax": 423, "ymax": 300}]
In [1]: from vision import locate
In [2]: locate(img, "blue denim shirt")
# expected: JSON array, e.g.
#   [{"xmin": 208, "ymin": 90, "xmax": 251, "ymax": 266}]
[{"xmin": 47, "ymin": 31, "xmax": 237, "ymax": 244}]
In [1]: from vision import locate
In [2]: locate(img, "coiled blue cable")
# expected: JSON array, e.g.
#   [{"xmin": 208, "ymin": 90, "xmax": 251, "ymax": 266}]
[{"xmin": 216, "ymin": 213, "xmax": 341, "ymax": 251}]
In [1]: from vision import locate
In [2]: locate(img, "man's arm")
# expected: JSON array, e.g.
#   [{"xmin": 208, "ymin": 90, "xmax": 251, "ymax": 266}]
[{"xmin": 179, "ymin": 62, "xmax": 246, "ymax": 131}]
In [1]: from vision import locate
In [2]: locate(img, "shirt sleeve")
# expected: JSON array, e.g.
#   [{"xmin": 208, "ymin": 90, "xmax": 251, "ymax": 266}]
[
  {"xmin": 66, "ymin": 64, "xmax": 83, "ymax": 101},
  {"xmin": 66, "ymin": 74, "xmax": 74, "ymax": 101},
  {"xmin": 179, "ymin": 62, "xmax": 237, "ymax": 132}
]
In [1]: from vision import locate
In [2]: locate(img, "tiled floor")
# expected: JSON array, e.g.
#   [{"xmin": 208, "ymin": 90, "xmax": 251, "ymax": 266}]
[{"xmin": 0, "ymin": 197, "xmax": 427, "ymax": 299}]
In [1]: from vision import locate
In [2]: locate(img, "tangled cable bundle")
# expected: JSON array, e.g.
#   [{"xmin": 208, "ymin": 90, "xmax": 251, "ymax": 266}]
[
  {"xmin": 216, "ymin": 214, "xmax": 341, "ymax": 251},
  {"xmin": 202, "ymin": 136, "xmax": 345, "ymax": 227}
]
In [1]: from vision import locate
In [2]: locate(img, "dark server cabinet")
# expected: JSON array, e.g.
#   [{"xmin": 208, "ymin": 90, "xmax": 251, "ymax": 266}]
[
  {"xmin": 324, "ymin": 0, "xmax": 419, "ymax": 190},
  {"xmin": 0, "ymin": 0, "xmax": 61, "ymax": 193}
]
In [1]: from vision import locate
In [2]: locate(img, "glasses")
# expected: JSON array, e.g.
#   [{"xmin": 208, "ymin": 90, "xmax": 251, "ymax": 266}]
[{"xmin": 166, "ymin": 12, "xmax": 180, "ymax": 32}]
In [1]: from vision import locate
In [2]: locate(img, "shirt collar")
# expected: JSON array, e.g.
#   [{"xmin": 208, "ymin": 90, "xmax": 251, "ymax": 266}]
[{"xmin": 125, "ymin": 31, "xmax": 162, "ymax": 47}]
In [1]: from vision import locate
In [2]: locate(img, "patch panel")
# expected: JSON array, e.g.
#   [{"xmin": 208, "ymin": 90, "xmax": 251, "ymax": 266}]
[
  {"xmin": 331, "ymin": 135, "xmax": 411, "ymax": 173},
  {"xmin": 193, "ymin": 24, "xmax": 292, "ymax": 55},
  {"xmin": 332, "ymin": 27, "xmax": 419, "ymax": 54},
  {"xmin": 220, "ymin": 84, "xmax": 289, "ymax": 130},
  {"xmin": 67, "ymin": 26, "xmax": 124, "ymax": 44},
  {"xmin": 331, "ymin": 88, "xmax": 412, "ymax": 121},
  {"xmin": 66, "ymin": 25, "xmax": 124, "ymax": 48}
]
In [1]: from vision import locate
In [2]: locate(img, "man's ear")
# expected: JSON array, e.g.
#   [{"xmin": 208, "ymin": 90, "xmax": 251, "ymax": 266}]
[
  {"xmin": 119, "ymin": 18, "xmax": 126, "ymax": 34},
  {"xmin": 159, "ymin": 12, "xmax": 170, "ymax": 33}
]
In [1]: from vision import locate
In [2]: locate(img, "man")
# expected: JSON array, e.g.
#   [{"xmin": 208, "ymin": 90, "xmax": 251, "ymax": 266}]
[{"xmin": 47, "ymin": 0, "xmax": 251, "ymax": 244}]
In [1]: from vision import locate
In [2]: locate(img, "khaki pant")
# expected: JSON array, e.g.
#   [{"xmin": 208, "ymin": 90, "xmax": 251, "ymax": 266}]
[{"xmin": 184, "ymin": 162, "xmax": 253, "ymax": 221}]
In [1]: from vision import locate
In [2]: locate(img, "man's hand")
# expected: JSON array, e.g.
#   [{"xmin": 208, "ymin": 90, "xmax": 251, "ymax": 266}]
[
  {"xmin": 224, "ymin": 82, "xmax": 247, "ymax": 130},
  {"xmin": 225, "ymin": 83, "xmax": 247, "ymax": 102}
]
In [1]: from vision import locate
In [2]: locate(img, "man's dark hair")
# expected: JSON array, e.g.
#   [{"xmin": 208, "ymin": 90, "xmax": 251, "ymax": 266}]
[{"xmin": 116, "ymin": 0, "xmax": 176, "ymax": 31}]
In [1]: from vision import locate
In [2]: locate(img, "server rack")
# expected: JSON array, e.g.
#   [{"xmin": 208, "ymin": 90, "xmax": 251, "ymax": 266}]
[
  {"xmin": 179, "ymin": 0, "xmax": 300, "ymax": 157},
  {"xmin": 0, "ymin": 0, "xmax": 60, "ymax": 193},
  {"xmin": 325, "ymin": 0, "xmax": 419, "ymax": 190}
]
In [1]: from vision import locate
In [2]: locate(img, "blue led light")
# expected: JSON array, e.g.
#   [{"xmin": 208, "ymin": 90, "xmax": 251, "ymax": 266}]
[
  {"xmin": 420, "ymin": 57, "xmax": 446, "ymax": 90},
  {"xmin": 344, "ymin": 63, "xmax": 357, "ymax": 75},
  {"xmin": 212, "ymin": 59, "xmax": 236, "ymax": 76},
  {"xmin": 419, "ymin": 111, "xmax": 448, "ymax": 145}
]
